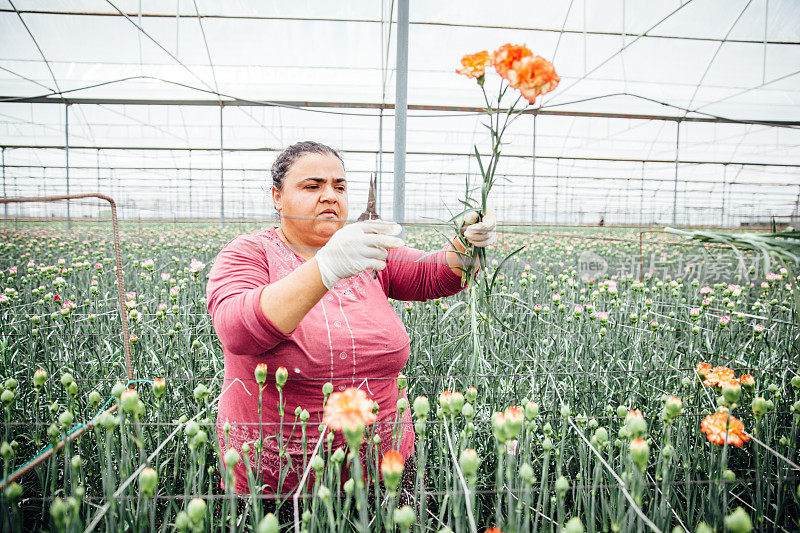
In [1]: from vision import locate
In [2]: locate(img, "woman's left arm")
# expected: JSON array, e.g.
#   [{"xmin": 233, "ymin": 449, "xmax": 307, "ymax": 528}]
[
  {"xmin": 445, "ymin": 207, "xmax": 497, "ymax": 276},
  {"xmin": 378, "ymin": 209, "xmax": 497, "ymax": 300}
]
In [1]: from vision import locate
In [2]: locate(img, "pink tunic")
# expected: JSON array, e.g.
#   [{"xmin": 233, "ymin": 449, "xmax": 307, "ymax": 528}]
[{"xmin": 206, "ymin": 227, "xmax": 466, "ymax": 493}]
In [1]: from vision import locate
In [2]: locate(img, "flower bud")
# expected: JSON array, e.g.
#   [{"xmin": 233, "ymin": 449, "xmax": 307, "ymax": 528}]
[
  {"xmin": 224, "ymin": 448, "xmax": 240, "ymax": 469},
  {"xmin": 275, "ymin": 367, "xmax": 288, "ymax": 390},
  {"xmin": 111, "ymin": 381, "xmax": 125, "ymax": 398},
  {"xmin": 413, "ymin": 396, "xmax": 430, "ymax": 419},
  {"xmin": 60, "ymin": 373, "xmax": 74, "ymax": 389},
  {"xmin": 193, "ymin": 384, "xmax": 210, "ymax": 402},
  {"xmin": 152, "ymin": 378, "xmax": 166, "ymax": 398},
  {"xmin": 465, "ymin": 386, "xmax": 477, "ymax": 404},
  {"xmin": 393, "ymin": 506, "xmax": 416, "ymax": 529},
  {"xmin": 564, "ymin": 517, "xmax": 585, "ymax": 533},
  {"xmin": 752, "ymin": 396, "xmax": 769, "ymax": 419},
  {"xmin": 625, "ymin": 410, "xmax": 647, "ymax": 439},
  {"xmin": 4, "ymin": 482, "xmax": 22, "ymax": 501},
  {"xmin": 139, "ymin": 467, "xmax": 157, "ymax": 497},
  {"xmin": 555, "ymin": 475, "xmax": 570, "ymax": 495},
  {"xmin": 187, "ymin": 498, "xmax": 206, "ymax": 524},
  {"xmin": 450, "ymin": 392, "xmax": 465, "ymax": 413},
  {"xmin": 331, "ymin": 448, "xmax": 345, "ymax": 465},
  {"xmin": 739, "ymin": 374, "xmax": 755, "ymax": 393},
  {"xmin": 88, "ymin": 390, "xmax": 101, "ymax": 406},
  {"xmin": 724, "ymin": 507, "xmax": 753, "ymax": 533},
  {"xmin": 58, "ymin": 410, "xmax": 74, "ymax": 428},
  {"xmin": 33, "ymin": 368, "xmax": 47, "ymax": 388},
  {"xmin": 397, "ymin": 373, "xmax": 407, "ymax": 391},
  {"xmin": 0, "ymin": 441, "xmax": 13, "ymax": 460},
  {"xmin": 461, "ymin": 402, "xmax": 475, "ymax": 420},
  {"xmin": 256, "ymin": 514, "xmax": 279, "ymax": 533},
  {"xmin": 630, "ymin": 438, "xmax": 649, "ymax": 472},
  {"xmin": 254, "ymin": 363, "xmax": 268, "ymax": 386},
  {"xmin": 519, "ymin": 462, "xmax": 535, "ymax": 484},
  {"xmin": 542, "ymin": 437, "xmax": 553, "ymax": 452},
  {"xmin": 663, "ymin": 396, "xmax": 683, "ymax": 421},
  {"xmin": 120, "ymin": 389, "xmax": 140, "ymax": 414},
  {"xmin": 381, "ymin": 450, "xmax": 404, "ymax": 491},
  {"xmin": 322, "ymin": 382, "xmax": 334, "ymax": 396},
  {"xmin": 310, "ymin": 454, "xmax": 324, "ymax": 475},
  {"xmin": 0, "ymin": 389, "xmax": 14, "ymax": 405},
  {"xmin": 594, "ymin": 427, "xmax": 609, "ymax": 446},
  {"xmin": 458, "ymin": 448, "xmax": 480, "ymax": 477},
  {"xmin": 504, "ymin": 406, "xmax": 524, "ymax": 438},
  {"xmin": 723, "ymin": 381, "xmax": 741, "ymax": 404},
  {"xmin": 524, "ymin": 401, "xmax": 539, "ymax": 420}
]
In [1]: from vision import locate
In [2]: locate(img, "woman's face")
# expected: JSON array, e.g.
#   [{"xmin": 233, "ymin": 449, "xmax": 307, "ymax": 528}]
[{"xmin": 272, "ymin": 152, "xmax": 348, "ymax": 248}]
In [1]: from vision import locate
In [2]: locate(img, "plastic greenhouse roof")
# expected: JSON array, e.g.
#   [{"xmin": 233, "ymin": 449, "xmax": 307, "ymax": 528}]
[{"xmin": 0, "ymin": 0, "xmax": 798, "ymax": 224}]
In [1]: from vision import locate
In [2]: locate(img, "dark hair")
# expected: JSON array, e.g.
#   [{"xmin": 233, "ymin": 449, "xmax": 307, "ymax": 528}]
[{"xmin": 270, "ymin": 141, "xmax": 344, "ymax": 191}]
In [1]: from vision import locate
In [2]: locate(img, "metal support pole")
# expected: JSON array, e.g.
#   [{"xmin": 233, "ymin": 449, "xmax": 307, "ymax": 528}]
[
  {"xmin": 220, "ymin": 103, "xmax": 225, "ymax": 228},
  {"xmin": 762, "ymin": 0, "xmax": 768, "ymax": 84},
  {"xmin": 530, "ymin": 112, "xmax": 537, "ymax": 232},
  {"xmin": 721, "ymin": 164, "xmax": 727, "ymax": 227},
  {"xmin": 97, "ymin": 149, "xmax": 101, "ymax": 219},
  {"xmin": 188, "ymin": 150, "xmax": 193, "ymax": 223},
  {"xmin": 393, "ymin": 0, "xmax": 409, "ymax": 227},
  {"xmin": 2, "ymin": 147, "xmax": 6, "ymax": 220},
  {"xmin": 639, "ymin": 162, "xmax": 645, "ymax": 226},
  {"xmin": 65, "ymin": 103, "xmax": 71, "ymax": 230},
  {"xmin": 555, "ymin": 159, "xmax": 560, "ymax": 225},
  {"xmin": 377, "ymin": 107, "xmax": 384, "ymax": 212},
  {"xmin": 672, "ymin": 121, "xmax": 680, "ymax": 226}
]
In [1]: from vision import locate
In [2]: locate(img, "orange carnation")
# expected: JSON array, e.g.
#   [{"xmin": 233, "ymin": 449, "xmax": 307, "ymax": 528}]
[
  {"xmin": 703, "ymin": 366, "xmax": 737, "ymax": 388},
  {"xmin": 457, "ymin": 51, "xmax": 491, "ymax": 79},
  {"xmin": 513, "ymin": 55, "xmax": 560, "ymax": 103},
  {"xmin": 490, "ymin": 44, "xmax": 559, "ymax": 103},
  {"xmin": 491, "ymin": 44, "xmax": 533, "ymax": 82},
  {"xmin": 696, "ymin": 362, "xmax": 711, "ymax": 378},
  {"xmin": 323, "ymin": 387, "xmax": 377, "ymax": 432},
  {"xmin": 700, "ymin": 411, "xmax": 749, "ymax": 447},
  {"xmin": 381, "ymin": 449, "xmax": 404, "ymax": 476}
]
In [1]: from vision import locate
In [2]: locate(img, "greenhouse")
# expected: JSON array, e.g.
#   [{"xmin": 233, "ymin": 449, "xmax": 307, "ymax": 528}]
[{"xmin": 0, "ymin": 1, "xmax": 798, "ymax": 532}]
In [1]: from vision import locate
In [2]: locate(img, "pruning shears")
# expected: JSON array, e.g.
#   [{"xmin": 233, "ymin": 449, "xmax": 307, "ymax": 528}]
[{"xmin": 357, "ymin": 174, "xmax": 381, "ymax": 279}]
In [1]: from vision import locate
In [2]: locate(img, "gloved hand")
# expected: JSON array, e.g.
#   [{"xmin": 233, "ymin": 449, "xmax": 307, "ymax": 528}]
[
  {"xmin": 462, "ymin": 208, "xmax": 497, "ymax": 247},
  {"xmin": 315, "ymin": 220, "xmax": 404, "ymax": 289}
]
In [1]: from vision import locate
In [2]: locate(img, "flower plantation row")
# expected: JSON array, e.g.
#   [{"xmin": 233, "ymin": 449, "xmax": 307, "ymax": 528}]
[{"xmin": 0, "ymin": 223, "xmax": 797, "ymax": 532}]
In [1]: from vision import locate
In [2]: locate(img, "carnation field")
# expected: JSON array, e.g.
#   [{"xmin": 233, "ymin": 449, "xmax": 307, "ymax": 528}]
[{"xmin": 0, "ymin": 221, "xmax": 797, "ymax": 533}]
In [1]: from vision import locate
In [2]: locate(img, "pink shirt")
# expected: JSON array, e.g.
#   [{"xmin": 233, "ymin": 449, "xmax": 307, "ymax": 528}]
[{"xmin": 207, "ymin": 227, "xmax": 466, "ymax": 493}]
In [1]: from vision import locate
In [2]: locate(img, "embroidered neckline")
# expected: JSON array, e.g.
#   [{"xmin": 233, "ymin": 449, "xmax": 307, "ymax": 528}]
[{"xmin": 261, "ymin": 226, "xmax": 370, "ymax": 295}]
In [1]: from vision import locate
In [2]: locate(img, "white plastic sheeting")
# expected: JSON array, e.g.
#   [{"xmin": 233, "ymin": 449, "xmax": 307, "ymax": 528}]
[{"xmin": 0, "ymin": 0, "xmax": 798, "ymax": 225}]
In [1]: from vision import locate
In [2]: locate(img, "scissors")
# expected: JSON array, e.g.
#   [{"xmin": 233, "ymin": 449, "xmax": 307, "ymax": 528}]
[{"xmin": 357, "ymin": 174, "xmax": 380, "ymax": 278}]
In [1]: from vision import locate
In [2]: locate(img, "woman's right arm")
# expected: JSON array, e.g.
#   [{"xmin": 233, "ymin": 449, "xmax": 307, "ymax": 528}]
[
  {"xmin": 258, "ymin": 258, "xmax": 327, "ymax": 334},
  {"xmin": 262, "ymin": 221, "xmax": 404, "ymax": 332},
  {"xmin": 206, "ymin": 236, "xmax": 324, "ymax": 355},
  {"xmin": 208, "ymin": 223, "xmax": 403, "ymax": 354}
]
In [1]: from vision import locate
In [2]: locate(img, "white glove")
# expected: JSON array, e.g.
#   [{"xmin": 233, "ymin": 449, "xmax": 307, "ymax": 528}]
[
  {"xmin": 315, "ymin": 220, "xmax": 404, "ymax": 289},
  {"xmin": 462, "ymin": 208, "xmax": 497, "ymax": 247}
]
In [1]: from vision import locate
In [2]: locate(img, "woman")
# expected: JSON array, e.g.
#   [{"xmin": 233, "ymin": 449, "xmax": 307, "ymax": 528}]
[{"xmin": 206, "ymin": 141, "xmax": 496, "ymax": 495}]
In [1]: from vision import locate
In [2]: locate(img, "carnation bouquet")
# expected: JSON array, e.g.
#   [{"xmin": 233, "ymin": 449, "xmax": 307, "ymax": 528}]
[{"xmin": 453, "ymin": 44, "xmax": 559, "ymax": 373}]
